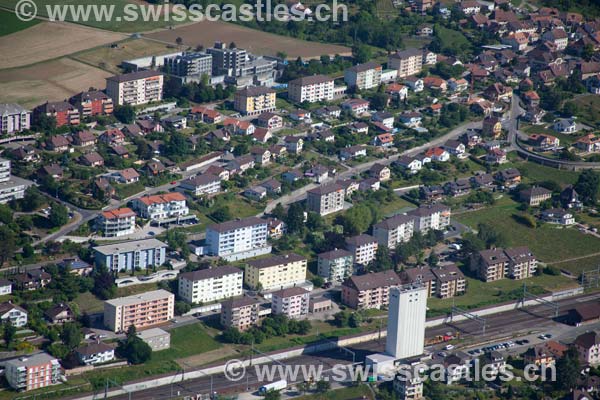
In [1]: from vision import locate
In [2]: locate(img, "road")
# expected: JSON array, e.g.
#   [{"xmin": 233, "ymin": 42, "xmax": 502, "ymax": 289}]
[
  {"xmin": 96, "ymin": 292, "xmax": 600, "ymax": 400},
  {"xmin": 264, "ymin": 119, "xmax": 482, "ymax": 214}
]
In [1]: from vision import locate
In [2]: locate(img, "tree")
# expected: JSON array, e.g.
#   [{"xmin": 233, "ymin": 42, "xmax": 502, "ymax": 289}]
[
  {"xmin": 311, "ymin": 276, "xmax": 325, "ymax": 288},
  {"xmin": 118, "ymin": 326, "xmax": 152, "ymax": 364},
  {"xmin": 373, "ymin": 245, "xmax": 393, "ymax": 271},
  {"xmin": 33, "ymin": 113, "xmax": 57, "ymax": 133},
  {"xmin": 369, "ymin": 92, "xmax": 389, "ymax": 111},
  {"xmin": 210, "ymin": 206, "xmax": 232, "ymax": 223},
  {"xmin": 48, "ymin": 203, "xmax": 69, "ymax": 228},
  {"xmin": 316, "ymin": 380, "xmax": 331, "ymax": 393},
  {"xmin": 0, "ymin": 226, "xmax": 17, "ymax": 265},
  {"xmin": 349, "ymin": 312, "xmax": 362, "ymax": 328},
  {"xmin": 22, "ymin": 243, "xmax": 34, "ymax": 259},
  {"xmin": 3, "ymin": 321, "xmax": 16, "ymax": 348},
  {"xmin": 333, "ymin": 311, "xmax": 350, "ymax": 327},
  {"xmin": 352, "ymin": 44, "xmax": 372, "ymax": 64},
  {"xmin": 555, "ymin": 347, "xmax": 581, "ymax": 390},
  {"xmin": 175, "ymin": 36, "xmax": 183, "ymax": 46},
  {"xmin": 285, "ymin": 202, "xmax": 305, "ymax": 234},
  {"xmin": 174, "ymin": 301, "xmax": 191, "ymax": 316},
  {"xmin": 113, "ymin": 104, "xmax": 136, "ymax": 124},
  {"xmin": 296, "ymin": 382, "xmax": 310, "ymax": 394},
  {"xmin": 60, "ymin": 323, "xmax": 82, "ymax": 349},
  {"xmin": 21, "ymin": 187, "xmax": 46, "ymax": 212},
  {"xmin": 263, "ymin": 389, "xmax": 281, "ymax": 400},
  {"xmin": 340, "ymin": 203, "xmax": 372, "ymax": 236},
  {"xmin": 92, "ymin": 265, "xmax": 116, "ymax": 300},
  {"xmin": 427, "ymin": 252, "xmax": 439, "ymax": 267},
  {"xmin": 575, "ymin": 170, "xmax": 600, "ymax": 205},
  {"xmin": 272, "ymin": 203, "xmax": 286, "ymax": 220}
]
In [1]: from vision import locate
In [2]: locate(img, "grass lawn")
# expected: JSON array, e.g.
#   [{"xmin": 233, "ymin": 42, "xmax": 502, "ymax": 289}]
[
  {"xmin": 296, "ymin": 385, "xmax": 374, "ymax": 400},
  {"xmin": 572, "ymin": 95, "xmax": 600, "ymax": 129},
  {"xmin": 74, "ymin": 291, "xmax": 104, "ymax": 314},
  {"xmin": 515, "ymin": 160, "xmax": 580, "ymax": 187},
  {"xmin": 455, "ymin": 197, "xmax": 600, "ymax": 265},
  {"xmin": 114, "ymin": 182, "xmax": 146, "ymax": 200},
  {"xmin": 427, "ymin": 274, "xmax": 578, "ymax": 315},
  {"xmin": 380, "ymin": 196, "xmax": 415, "ymax": 216},
  {"xmin": 115, "ymin": 282, "xmax": 160, "ymax": 297},
  {"xmin": 551, "ymin": 254, "xmax": 600, "ymax": 277},
  {"xmin": 83, "ymin": 322, "xmax": 220, "ymax": 389},
  {"xmin": 0, "ymin": 9, "xmax": 40, "ymax": 36}
]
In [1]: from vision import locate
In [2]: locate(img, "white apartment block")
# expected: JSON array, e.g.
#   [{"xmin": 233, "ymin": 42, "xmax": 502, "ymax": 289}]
[
  {"xmin": 93, "ymin": 238, "xmax": 167, "ymax": 272},
  {"xmin": 288, "ymin": 75, "xmax": 335, "ymax": 103},
  {"xmin": 271, "ymin": 287, "xmax": 310, "ymax": 319},
  {"xmin": 75, "ymin": 342, "xmax": 115, "ymax": 365},
  {"xmin": 132, "ymin": 193, "xmax": 189, "ymax": 221},
  {"xmin": 373, "ymin": 214, "xmax": 415, "ymax": 249},
  {"xmin": 103, "ymin": 289, "xmax": 174, "ymax": 332},
  {"xmin": 407, "ymin": 204, "xmax": 451, "ymax": 232},
  {"xmin": 344, "ymin": 62, "xmax": 382, "ymax": 90},
  {"xmin": 96, "ymin": 207, "xmax": 136, "ymax": 237},
  {"xmin": 245, "ymin": 253, "xmax": 307, "ymax": 291},
  {"xmin": 0, "ymin": 158, "xmax": 28, "ymax": 204},
  {"xmin": 177, "ymin": 174, "xmax": 221, "ymax": 196},
  {"xmin": 178, "ymin": 265, "xmax": 243, "ymax": 304},
  {"xmin": 4, "ymin": 353, "xmax": 61, "ymax": 392},
  {"xmin": 106, "ymin": 70, "xmax": 164, "ymax": 106},
  {"xmin": 388, "ymin": 48, "xmax": 423, "ymax": 78},
  {"xmin": 317, "ymin": 248, "xmax": 354, "ymax": 282},
  {"xmin": 0, "ymin": 104, "xmax": 31, "ymax": 135},
  {"xmin": 345, "ymin": 234, "xmax": 378, "ymax": 266},
  {"xmin": 306, "ymin": 183, "xmax": 346, "ymax": 216},
  {"xmin": 205, "ymin": 216, "xmax": 271, "ymax": 261}
]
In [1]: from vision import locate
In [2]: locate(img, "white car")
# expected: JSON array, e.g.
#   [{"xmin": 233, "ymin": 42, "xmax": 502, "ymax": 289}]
[{"xmin": 445, "ymin": 344, "xmax": 455, "ymax": 350}]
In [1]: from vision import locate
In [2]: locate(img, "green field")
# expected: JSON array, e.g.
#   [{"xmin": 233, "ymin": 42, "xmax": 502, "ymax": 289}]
[
  {"xmin": 455, "ymin": 197, "xmax": 600, "ymax": 265},
  {"xmin": 296, "ymin": 385, "xmax": 374, "ymax": 400},
  {"xmin": 0, "ymin": 9, "xmax": 40, "ymax": 36},
  {"xmin": 552, "ymin": 254, "xmax": 600, "ymax": 277},
  {"xmin": 0, "ymin": 0, "xmax": 187, "ymax": 32},
  {"xmin": 572, "ymin": 94, "xmax": 600, "ymax": 129},
  {"xmin": 427, "ymin": 274, "xmax": 578, "ymax": 315}
]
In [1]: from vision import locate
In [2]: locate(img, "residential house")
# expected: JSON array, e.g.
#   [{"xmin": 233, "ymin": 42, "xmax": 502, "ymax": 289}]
[
  {"xmin": 111, "ymin": 168, "xmax": 140, "ymax": 184},
  {"xmin": 44, "ymin": 303, "xmax": 75, "ymax": 325},
  {"xmin": 486, "ymin": 148, "xmax": 508, "ymax": 164},
  {"xmin": 425, "ymin": 147, "xmax": 450, "ymax": 162},
  {"xmin": 573, "ymin": 331, "xmax": 600, "ymax": 366},
  {"xmin": 482, "ymin": 116, "xmax": 503, "ymax": 138},
  {"xmin": 99, "ymin": 129, "xmax": 125, "ymax": 146},
  {"xmin": 192, "ymin": 106, "xmax": 223, "ymax": 124},
  {"xmin": 420, "ymin": 185, "xmax": 445, "ymax": 203},
  {"xmin": 348, "ymin": 122, "xmax": 369, "ymax": 134},
  {"xmin": 494, "ymin": 168, "xmax": 521, "ymax": 187},
  {"xmin": 540, "ymin": 208, "xmax": 575, "ymax": 225},
  {"xmin": 483, "ymin": 83, "xmax": 513, "ymax": 102},
  {"xmin": 340, "ymin": 145, "xmax": 367, "ymax": 160},
  {"xmin": 575, "ymin": 134, "xmax": 600, "ymax": 153},
  {"xmin": 341, "ymin": 98, "xmax": 370, "ymax": 115},
  {"xmin": 0, "ymin": 302, "xmax": 27, "ymax": 327},
  {"xmin": 395, "ymin": 156, "xmax": 422, "ymax": 174},
  {"xmin": 553, "ymin": 118, "xmax": 578, "ymax": 134},
  {"xmin": 252, "ymin": 128, "xmax": 273, "ymax": 143},
  {"xmin": 250, "ymin": 147, "xmax": 271, "ymax": 165},
  {"xmin": 75, "ymin": 342, "xmax": 115, "ymax": 365},
  {"xmin": 444, "ymin": 179, "xmax": 471, "ymax": 197},
  {"xmin": 442, "ymin": 140, "xmax": 466, "ymax": 158},
  {"xmin": 542, "ymin": 29, "xmax": 569, "ymax": 50},
  {"xmin": 519, "ymin": 186, "xmax": 552, "ymax": 206},
  {"xmin": 399, "ymin": 112, "xmax": 422, "ymax": 128},
  {"xmin": 385, "ymin": 83, "xmax": 409, "ymax": 101},
  {"xmin": 423, "ymin": 76, "xmax": 448, "ymax": 92},
  {"xmin": 561, "ymin": 186, "xmax": 583, "ymax": 209},
  {"xmin": 244, "ymin": 186, "xmax": 267, "ymax": 201},
  {"xmin": 80, "ymin": 152, "xmax": 104, "ymax": 167},
  {"xmin": 46, "ymin": 135, "xmax": 70, "ymax": 152},
  {"xmin": 369, "ymin": 163, "xmax": 391, "ymax": 182},
  {"xmin": 528, "ymin": 133, "xmax": 560, "ymax": 151},
  {"xmin": 255, "ymin": 112, "xmax": 283, "ymax": 129},
  {"xmin": 372, "ymin": 112, "xmax": 395, "ymax": 129},
  {"xmin": 404, "ymin": 76, "xmax": 424, "ymax": 92},
  {"xmin": 11, "ymin": 269, "xmax": 51, "ymax": 291},
  {"xmin": 284, "ymin": 136, "xmax": 303, "ymax": 154},
  {"xmin": 373, "ymin": 133, "xmax": 394, "ymax": 148},
  {"xmin": 71, "ymin": 130, "xmax": 96, "ymax": 147}
]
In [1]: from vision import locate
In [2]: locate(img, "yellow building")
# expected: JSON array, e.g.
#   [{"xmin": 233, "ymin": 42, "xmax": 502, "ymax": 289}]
[
  {"xmin": 234, "ymin": 86, "xmax": 277, "ymax": 116},
  {"xmin": 244, "ymin": 253, "xmax": 307, "ymax": 291}
]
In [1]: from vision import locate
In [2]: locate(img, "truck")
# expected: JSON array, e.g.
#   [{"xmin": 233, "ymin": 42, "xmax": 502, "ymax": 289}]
[{"xmin": 258, "ymin": 380, "xmax": 287, "ymax": 394}]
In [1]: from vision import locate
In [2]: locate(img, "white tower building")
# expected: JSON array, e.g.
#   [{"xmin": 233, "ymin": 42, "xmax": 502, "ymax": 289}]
[{"xmin": 385, "ymin": 284, "xmax": 427, "ymax": 359}]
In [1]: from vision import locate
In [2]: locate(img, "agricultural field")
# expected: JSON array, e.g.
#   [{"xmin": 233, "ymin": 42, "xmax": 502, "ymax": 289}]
[
  {"xmin": 73, "ymin": 38, "xmax": 177, "ymax": 73},
  {"xmin": 0, "ymin": 57, "xmax": 111, "ymax": 107},
  {"xmin": 455, "ymin": 197, "xmax": 600, "ymax": 267},
  {"xmin": 145, "ymin": 19, "xmax": 352, "ymax": 59},
  {"xmin": 0, "ymin": 9, "xmax": 40, "ymax": 36},
  {"xmin": 0, "ymin": 0, "xmax": 188, "ymax": 32},
  {"xmin": 0, "ymin": 22, "xmax": 125, "ymax": 69}
]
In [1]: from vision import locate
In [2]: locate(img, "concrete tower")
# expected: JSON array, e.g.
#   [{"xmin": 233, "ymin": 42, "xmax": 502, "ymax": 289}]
[{"xmin": 385, "ymin": 284, "xmax": 427, "ymax": 359}]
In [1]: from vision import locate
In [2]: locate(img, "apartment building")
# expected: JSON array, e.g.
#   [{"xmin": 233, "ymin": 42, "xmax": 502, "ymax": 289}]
[
  {"xmin": 317, "ymin": 248, "xmax": 354, "ymax": 282},
  {"xmin": 504, "ymin": 246, "xmax": 537, "ymax": 279},
  {"xmin": 344, "ymin": 62, "xmax": 383, "ymax": 90},
  {"xmin": 0, "ymin": 158, "xmax": 28, "ymax": 204},
  {"xmin": 0, "ymin": 104, "xmax": 31, "ymax": 135},
  {"xmin": 573, "ymin": 331, "xmax": 600, "ymax": 366},
  {"xmin": 388, "ymin": 49, "xmax": 423, "ymax": 78},
  {"xmin": 407, "ymin": 204, "xmax": 451, "ymax": 232},
  {"xmin": 244, "ymin": 253, "xmax": 307, "ymax": 291},
  {"xmin": 70, "ymin": 90, "xmax": 114, "ymax": 117},
  {"xmin": 4, "ymin": 353, "xmax": 61, "ymax": 391},
  {"xmin": 519, "ymin": 186, "xmax": 552, "ymax": 206},
  {"xmin": 96, "ymin": 207, "xmax": 136, "ymax": 237},
  {"xmin": 220, "ymin": 297, "xmax": 260, "ymax": 331},
  {"xmin": 164, "ymin": 52, "xmax": 212, "ymax": 80},
  {"xmin": 271, "ymin": 287, "xmax": 310, "ymax": 319},
  {"xmin": 431, "ymin": 264, "xmax": 466, "ymax": 299},
  {"xmin": 345, "ymin": 234, "xmax": 379, "ymax": 266},
  {"xmin": 178, "ymin": 265, "xmax": 243, "ymax": 304},
  {"xmin": 106, "ymin": 70, "xmax": 164, "ymax": 106},
  {"xmin": 206, "ymin": 42, "xmax": 248, "ymax": 75},
  {"xmin": 288, "ymin": 75, "xmax": 335, "ymax": 103},
  {"xmin": 132, "ymin": 193, "xmax": 189, "ymax": 222},
  {"xmin": 205, "ymin": 216, "xmax": 271, "ymax": 261},
  {"xmin": 234, "ymin": 86, "xmax": 277, "ymax": 116},
  {"xmin": 341, "ymin": 270, "xmax": 402, "ymax": 309},
  {"xmin": 474, "ymin": 248, "xmax": 509, "ymax": 282},
  {"xmin": 373, "ymin": 214, "xmax": 415, "ymax": 249},
  {"xmin": 93, "ymin": 238, "xmax": 167, "ymax": 272},
  {"xmin": 34, "ymin": 101, "xmax": 80, "ymax": 127},
  {"xmin": 104, "ymin": 289, "xmax": 175, "ymax": 332},
  {"xmin": 177, "ymin": 174, "xmax": 221, "ymax": 196},
  {"xmin": 306, "ymin": 183, "xmax": 346, "ymax": 216}
]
